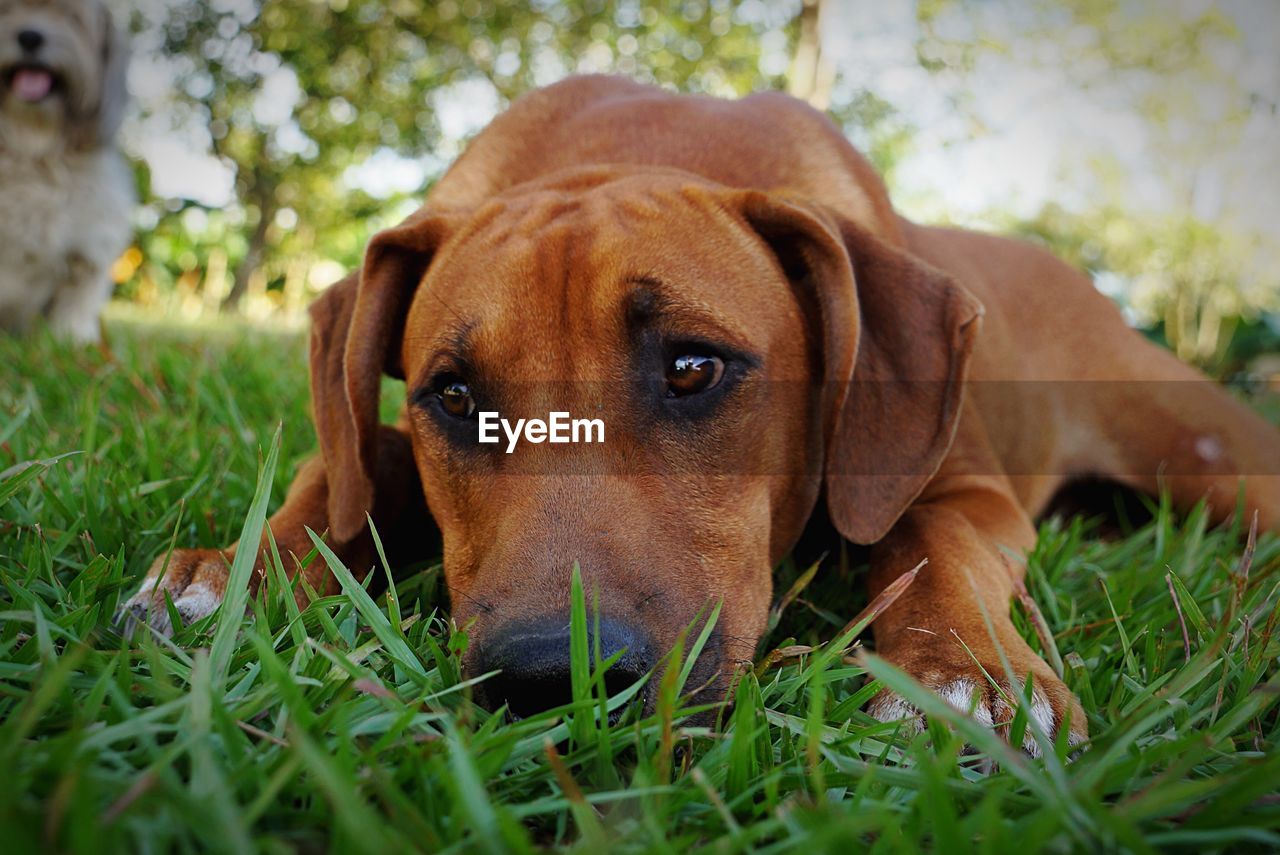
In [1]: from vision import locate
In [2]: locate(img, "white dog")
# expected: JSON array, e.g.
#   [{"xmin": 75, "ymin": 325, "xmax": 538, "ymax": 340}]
[{"xmin": 0, "ymin": 0, "xmax": 132, "ymax": 343}]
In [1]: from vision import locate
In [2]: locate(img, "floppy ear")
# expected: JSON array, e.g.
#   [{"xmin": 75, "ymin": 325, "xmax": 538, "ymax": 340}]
[
  {"xmin": 69, "ymin": 3, "xmax": 130, "ymax": 150},
  {"xmin": 737, "ymin": 192, "xmax": 984, "ymax": 545},
  {"xmin": 307, "ymin": 210, "xmax": 456, "ymax": 543}
]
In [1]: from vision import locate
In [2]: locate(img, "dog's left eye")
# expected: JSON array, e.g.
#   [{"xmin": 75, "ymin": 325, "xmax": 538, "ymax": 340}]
[
  {"xmin": 437, "ymin": 379, "xmax": 477, "ymax": 418},
  {"xmin": 666, "ymin": 354, "xmax": 725, "ymax": 397}
]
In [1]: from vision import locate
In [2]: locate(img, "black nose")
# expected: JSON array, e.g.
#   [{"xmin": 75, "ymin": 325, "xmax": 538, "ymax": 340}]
[
  {"xmin": 17, "ymin": 29, "xmax": 44, "ymax": 52},
  {"xmin": 476, "ymin": 616, "xmax": 653, "ymax": 720}
]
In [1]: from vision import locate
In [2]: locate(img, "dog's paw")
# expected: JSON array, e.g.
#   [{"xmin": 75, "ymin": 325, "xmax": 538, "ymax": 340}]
[
  {"xmin": 114, "ymin": 549, "xmax": 231, "ymax": 638},
  {"xmin": 867, "ymin": 640, "xmax": 1087, "ymax": 758}
]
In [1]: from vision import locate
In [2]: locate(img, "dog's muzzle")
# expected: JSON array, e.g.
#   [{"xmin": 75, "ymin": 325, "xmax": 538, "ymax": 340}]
[
  {"xmin": 5, "ymin": 28, "xmax": 58, "ymax": 104},
  {"xmin": 472, "ymin": 616, "xmax": 655, "ymax": 721}
]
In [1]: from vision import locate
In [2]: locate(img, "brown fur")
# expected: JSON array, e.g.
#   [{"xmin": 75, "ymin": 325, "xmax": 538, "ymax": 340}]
[{"xmin": 122, "ymin": 77, "xmax": 1280, "ymax": 748}]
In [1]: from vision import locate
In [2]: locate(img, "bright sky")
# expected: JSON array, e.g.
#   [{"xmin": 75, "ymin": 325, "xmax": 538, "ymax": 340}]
[
  {"xmin": 822, "ymin": 0, "xmax": 1280, "ymax": 237},
  {"xmin": 126, "ymin": 0, "xmax": 1280, "ymax": 250}
]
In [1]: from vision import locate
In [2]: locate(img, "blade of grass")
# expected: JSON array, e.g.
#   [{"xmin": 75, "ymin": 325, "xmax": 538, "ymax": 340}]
[
  {"xmin": 306, "ymin": 525, "xmax": 427, "ymax": 680},
  {"xmin": 209, "ymin": 426, "xmax": 281, "ymax": 685},
  {"xmin": 569, "ymin": 562, "xmax": 592, "ymax": 749}
]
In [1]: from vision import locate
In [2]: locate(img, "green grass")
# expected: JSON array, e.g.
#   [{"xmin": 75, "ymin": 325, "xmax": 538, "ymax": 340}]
[{"xmin": 2, "ymin": 315, "xmax": 1279, "ymax": 853}]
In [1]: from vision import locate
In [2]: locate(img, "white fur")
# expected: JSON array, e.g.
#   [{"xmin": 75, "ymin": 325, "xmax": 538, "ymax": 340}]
[
  {"xmin": 173, "ymin": 582, "xmax": 221, "ymax": 624},
  {"xmin": 870, "ymin": 676, "xmax": 1072, "ymax": 758},
  {"xmin": 121, "ymin": 579, "xmax": 224, "ymax": 638},
  {"xmin": 0, "ymin": 0, "xmax": 133, "ymax": 343},
  {"xmin": 867, "ymin": 693, "xmax": 923, "ymax": 733},
  {"xmin": 1019, "ymin": 690, "xmax": 1057, "ymax": 757},
  {"xmin": 939, "ymin": 679, "xmax": 995, "ymax": 728}
]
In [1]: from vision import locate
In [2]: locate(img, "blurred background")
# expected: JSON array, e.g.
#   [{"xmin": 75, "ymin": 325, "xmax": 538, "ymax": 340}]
[{"xmin": 114, "ymin": 0, "xmax": 1279, "ymax": 378}]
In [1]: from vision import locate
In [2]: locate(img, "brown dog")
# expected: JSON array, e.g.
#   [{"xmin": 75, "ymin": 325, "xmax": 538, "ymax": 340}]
[{"xmin": 120, "ymin": 76, "xmax": 1280, "ymax": 750}]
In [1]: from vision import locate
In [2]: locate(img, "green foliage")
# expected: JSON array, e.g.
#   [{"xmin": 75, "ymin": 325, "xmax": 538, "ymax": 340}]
[
  {"xmin": 3, "ymin": 318, "xmax": 1280, "ymax": 850},
  {"xmin": 123, "ymin": 0, "xmax": 1279, "ymax": 375},
  {"xmin": 1003, "ymin": 203, "xmax": 1280, "ymax": 373},
  {"xmin": 914, "ymin": 0, "xmax": 1279, "ymax": 371},
  {"xmin": 132, "ymin": 0, "xmax": 798, "ymax": 307}
]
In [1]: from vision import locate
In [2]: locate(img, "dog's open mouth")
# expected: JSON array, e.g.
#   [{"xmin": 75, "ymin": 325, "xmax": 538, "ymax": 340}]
[{"xmin": 5, "ymin": 64, "xmax": 59, "ymax": 104}]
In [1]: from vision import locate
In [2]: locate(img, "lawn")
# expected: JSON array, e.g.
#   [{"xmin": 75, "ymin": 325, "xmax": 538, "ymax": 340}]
[{"xmin": 2, "ymin": 312, "xmax": 1279, "ymax": 853}]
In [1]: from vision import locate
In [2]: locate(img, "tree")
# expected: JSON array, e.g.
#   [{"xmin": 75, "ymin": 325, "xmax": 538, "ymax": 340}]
[
  {"xmin": 134, "ymin": 0, "xmax": 802, "ymax": 310},
  {"xmin": 905, "ymin": 0, "xmax": 1279, "ymax": 369}
]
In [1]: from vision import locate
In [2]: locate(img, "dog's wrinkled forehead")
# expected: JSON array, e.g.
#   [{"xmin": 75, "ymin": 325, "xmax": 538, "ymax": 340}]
[{"xmin": 405, "ymin": 174, "xmax": 791, "ymax": 382}]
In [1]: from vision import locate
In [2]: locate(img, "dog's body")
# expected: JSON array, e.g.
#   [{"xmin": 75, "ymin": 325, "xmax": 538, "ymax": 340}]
[
  {"xmin": 0, "ymin": 143, "xmax": 133, "ymax": 340},
  {"xmin": 122, "ymin": 77, "xmax": 1280, "ymax": 750},
  {"xmin": 0, "ymin": 0, "xmax": 132, "ymax": 342}
]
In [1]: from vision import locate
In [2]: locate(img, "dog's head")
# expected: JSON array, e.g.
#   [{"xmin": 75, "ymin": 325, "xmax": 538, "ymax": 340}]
[
  {"xmin": 0, "ymin": 0, "xmax": 128, "ymax": 153},
  {"xmin": 310, "ymin": 167, "xmax": 982, "ymax": 717}
]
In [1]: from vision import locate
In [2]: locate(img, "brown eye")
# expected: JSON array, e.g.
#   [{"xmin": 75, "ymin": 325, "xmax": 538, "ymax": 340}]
[
  {"xmin": 438, "ymin": 380, "xmax": 476, "ymax": 418},
  {"xmin": 666, "ymin": 354, "xmax": 725, "ymax": 397}
]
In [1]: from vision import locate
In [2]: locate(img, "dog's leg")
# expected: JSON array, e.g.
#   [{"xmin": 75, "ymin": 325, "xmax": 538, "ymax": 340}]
[
  {"xmin": 865, "ymin": 472, "xmax": 1088, "ymax": 754},
  {"xmin": 117, "ymin": 423, "xmax": 430, "ymax": 637},
  {"xmin": 1080, "ymin": 340, "xmax": 1280, "ymax": 530},
  {"xmin": 45, "ymin": 256, "xmax": 113, "ymax": 344}
]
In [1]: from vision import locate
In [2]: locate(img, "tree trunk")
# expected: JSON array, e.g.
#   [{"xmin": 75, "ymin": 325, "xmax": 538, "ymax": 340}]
[
  {"xmin": 225, "ymin": 199, "xmax": 273, "ymax": 311},
  {"xmin": 788, "ymin": 0, "xmax": 835, "ymax": 110}
]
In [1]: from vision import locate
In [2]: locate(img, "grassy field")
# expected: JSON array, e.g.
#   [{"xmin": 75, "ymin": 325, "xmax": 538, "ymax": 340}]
[{"xmin": 2, "ymin": 313, "xmax": 1279, "ymax": 853}]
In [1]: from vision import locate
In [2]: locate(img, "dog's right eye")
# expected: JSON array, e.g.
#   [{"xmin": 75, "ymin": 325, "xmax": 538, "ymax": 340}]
[
  {"xmin": 437, "ymin": 378, "xmax": 477, "ymax": 419},
  {"xmin": 666, "ymin": 353, "xmax": 725, "ymax": 397}
]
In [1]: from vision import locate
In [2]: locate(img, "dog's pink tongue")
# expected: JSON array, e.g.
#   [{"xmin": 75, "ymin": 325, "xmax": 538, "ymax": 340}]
[{"xmin": 12, "ymin": 69, "xmax": 53, "ymax": 103}]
